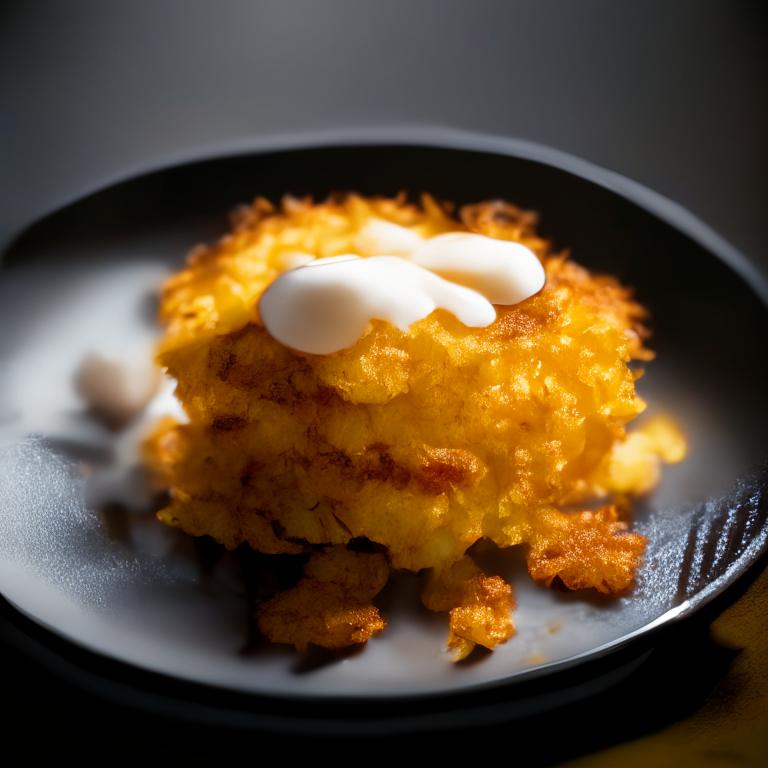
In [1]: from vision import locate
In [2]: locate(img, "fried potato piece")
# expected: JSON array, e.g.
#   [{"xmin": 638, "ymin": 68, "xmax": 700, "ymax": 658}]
[
  {"xmin": 256, "ymin": 546, "xmax": 389, "ymax": 651},
  {"xmin": 145, "ymin": 193, "xmax": 684, "ymax": 653},
  {"xmin": 589, "ymin": 415, "xmax": 687, "ymax": 497},
  {"xmin": 153, "ymin": 197, "xmax": 654, "ymax": 569},
  {"xmin": 526, "ymin": 506, "xmax": 647, "ymax": 593},
  {"xmin": 422, "ymin": 555, "xmax": 515, "ymax": 660}
]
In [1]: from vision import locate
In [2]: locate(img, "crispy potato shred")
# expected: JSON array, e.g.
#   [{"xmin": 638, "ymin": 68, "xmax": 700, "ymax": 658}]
[
  {"xmin": 256, "ymin": 546, "xmax": 389, "ymax": 652},
  {"xmin": 422, "ymin": 555, "xmax": 516, "ymax": 660},
  {"xmin": 144, "ymin": 193, "xmax": 686, "ymax": 656}
]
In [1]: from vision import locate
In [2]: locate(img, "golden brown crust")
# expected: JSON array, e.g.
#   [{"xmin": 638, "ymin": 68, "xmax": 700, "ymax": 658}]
[
  {"xmin": 256, "ymin": 546, "xmax": 389, "ymax": 651},
  {"xmin": 526, "ymin": 506, "xmax": 647, "ymax": 594},
  {"xmin": 422, "ymin": 555, "xmax": 516, "ymax": 660},
  {"xmin": 144, "ymin": 193, "xmax": 683, "ymax": 654}
]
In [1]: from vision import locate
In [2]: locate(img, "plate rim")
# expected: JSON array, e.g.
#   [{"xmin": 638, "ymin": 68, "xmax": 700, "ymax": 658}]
[{"xmin": 6, "ymin": 126, "xmax": 767, "ymax": 307}]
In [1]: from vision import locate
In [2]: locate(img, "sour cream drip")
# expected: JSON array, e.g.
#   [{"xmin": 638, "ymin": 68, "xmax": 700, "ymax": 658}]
[
  {"xmin": 355, "ymin": 218, "xmax": 425, "ymax": 257},
  {"xmin": 259, "ymin": 256, "xmax": 496, "ymax": 354},
  {"xmin": 259, "ymin": 230, "xmax": 546, "ymax": 354},
  {"xmin": 411, "ymin": 233, "xmax": 545, "ymax": 306}
]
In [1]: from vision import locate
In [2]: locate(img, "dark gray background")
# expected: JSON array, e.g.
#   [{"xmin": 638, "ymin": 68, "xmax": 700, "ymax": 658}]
[{"xmin": 1, "ymin": 0, "xmax": 766, "ymax": 274}]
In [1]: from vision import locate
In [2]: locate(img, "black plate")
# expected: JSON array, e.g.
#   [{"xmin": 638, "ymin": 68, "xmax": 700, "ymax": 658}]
[{"xmin": 1, "ymin": 134, "xmax": 767, "ymax": 732}]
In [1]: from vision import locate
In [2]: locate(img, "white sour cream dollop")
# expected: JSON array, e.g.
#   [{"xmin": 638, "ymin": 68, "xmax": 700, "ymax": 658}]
[
  {"xmin": 259, "ymin": 230, "xmax": 545, "ymax": 354},
  {"xmin": 259, "ymin": 255, "xmax": 496, "ymax": 355}
]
